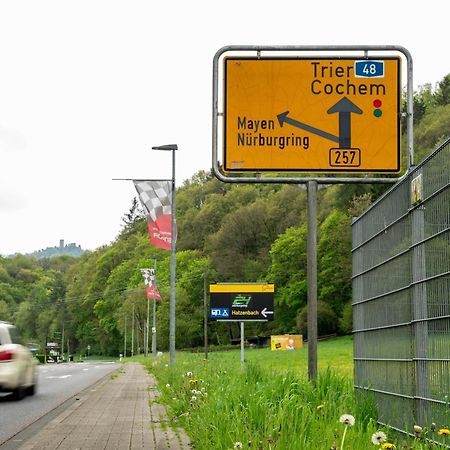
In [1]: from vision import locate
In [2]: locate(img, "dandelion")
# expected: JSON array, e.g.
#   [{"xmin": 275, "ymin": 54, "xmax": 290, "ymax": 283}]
[
  {"xmin": 339, "ymin": 414, "xmax": 355, "ymax": 450},
  {"xmin": 438, "ymin": 428, "xmax": 450, "ymax": 436},
  {"xmin": 191, "ymin": 395, "xmax": 197, "ymax": 402},
  {"xmin": 233, "ymin": 442, "xmax": 243, "ymax": 449},
  {"xmin": 381, "ymin": 443, "xmax": 396, "ymax": 449},
  {"xmin": 317, "ymin": 404, "xmax": 325, "ymax": 411},
  {"xmin": 339, "ymin": 414, "xmax": 355, "ymax": 426},
  {"xmin": 165, "ymin": 383, "xmax": 170, "ymax": 388},
  {"xmin": 413, "ymin": 425, "xmax": 422, "ymax": 434},
  {"xmin": 371, "ymin": 431, "xmax": 387, "ymax": 445},
  {"xmin": 186, "ymin": 371, "xmax": 193, "ymax": 377}
]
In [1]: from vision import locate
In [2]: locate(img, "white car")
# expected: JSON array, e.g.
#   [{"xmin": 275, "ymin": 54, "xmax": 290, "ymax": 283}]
[{"xmin": 0, "ymin": 321, "xmax": 37, "ymax": 400}]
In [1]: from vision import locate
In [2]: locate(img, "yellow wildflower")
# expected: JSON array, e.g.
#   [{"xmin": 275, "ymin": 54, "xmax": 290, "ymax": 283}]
[{"xmin": 381, "ymin": 443, "xmax": 396, "ymax": 449}]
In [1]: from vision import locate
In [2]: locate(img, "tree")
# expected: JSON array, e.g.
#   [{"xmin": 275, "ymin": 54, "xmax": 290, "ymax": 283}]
[
  {"xmin": 266, "ymin": 225, "xmax": 308, "ymax": 332},
  {"xmin": 296, "ymin": 300, "xmax": 339, "ymax": 338},
  {"xmin": 317, "ymin": 210, "xmax": 352, "ymax": 314}
]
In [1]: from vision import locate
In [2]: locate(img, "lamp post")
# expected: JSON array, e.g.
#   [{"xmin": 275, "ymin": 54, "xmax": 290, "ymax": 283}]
[
  {"xmin": 151, "ymin": 144, "xmax": 177, "ymax": 365},
  {"xmin": 150, "ymin": 256, "xmax": 157, "ymax": 357}
]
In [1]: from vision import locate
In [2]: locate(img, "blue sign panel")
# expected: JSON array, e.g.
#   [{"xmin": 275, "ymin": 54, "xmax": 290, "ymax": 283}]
[
  {"xmin": 354, "ymin": 60, "xmax": 384, "ymax": 78},
  {"xmin": 210, "ymin": 308, "xmax": 230, "ymax": 319}
]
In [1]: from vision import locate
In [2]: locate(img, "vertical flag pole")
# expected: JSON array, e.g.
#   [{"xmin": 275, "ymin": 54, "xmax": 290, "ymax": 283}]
[
  {"xmin": 145, "ymin": 284, "xmax": 150, "ymax": 358},
  {"xmin": 152, "ymin": 257, "xmax": 157, "ymax": 357},
  {"xmin": 169, "ymin": 146, "xmax": 177, "ymax": 366},
  {"xmin": 147, "ymin": 144, "xmax": 178, "ymax": 365}
]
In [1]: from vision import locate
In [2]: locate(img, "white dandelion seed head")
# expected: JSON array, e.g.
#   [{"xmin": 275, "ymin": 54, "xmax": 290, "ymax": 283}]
[
  {"xmin": 186, "ymin": 371, "xmax": 193, "ymax": 377},
  {"xmin": 233, "ymin": 442, "xmax": 243, "ymax": 449},
  {"xmin": 191, "ymin": 395, "xmax": 197, "ymax": 402},
  {"xmin": 371, "ymin": 431, "xmax": 387, "ymax": 445},
  {"xmin": 339, "ymin": 414, "xmax": 355, "ymax": 426},
  {"xmin": 414, "ymin": 425, "xmax": 423, "ymax": 434},
  {"xmin": 165, "ymin": 384, "xmax": 170, "ymax": 388}
]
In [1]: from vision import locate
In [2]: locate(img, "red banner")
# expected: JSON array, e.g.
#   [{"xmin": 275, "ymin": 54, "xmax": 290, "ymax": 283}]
[
  {"xmin": 148, "ymin": 214, "xmax": 172, "ymax": 251},
  {"xmin": 146, "ymin": 285, "xmax": 162, "ymax": 301}
]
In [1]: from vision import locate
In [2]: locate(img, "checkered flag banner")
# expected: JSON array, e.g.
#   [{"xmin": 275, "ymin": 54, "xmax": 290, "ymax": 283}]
[
  {"xmin": 140, "ymin": 268, "xmax": 155, "ymax": 287},
  {"xmin": 133, "ymin": 180, "xmax": 176, "ymax": 251},
  {"xmin": 133, "ymin": 180, "xmax": 172, "ymax": 222}
]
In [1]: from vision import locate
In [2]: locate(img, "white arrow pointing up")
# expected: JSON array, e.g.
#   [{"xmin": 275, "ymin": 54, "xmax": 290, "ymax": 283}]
[{"xmin": 261, "ymin": 307, "xmax": 274, "ymax": 318}]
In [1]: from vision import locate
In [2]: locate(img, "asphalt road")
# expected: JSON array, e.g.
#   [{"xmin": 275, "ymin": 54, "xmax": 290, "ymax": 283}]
[{"xmin": 0, "ymin": 360, "xmax": 120, "ymax": 446}]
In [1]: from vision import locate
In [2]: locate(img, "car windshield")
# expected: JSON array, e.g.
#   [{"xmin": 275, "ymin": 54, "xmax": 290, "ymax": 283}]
[{"xmin": 9, "ymin": 326, "xmax": 22, "ymax": 344}]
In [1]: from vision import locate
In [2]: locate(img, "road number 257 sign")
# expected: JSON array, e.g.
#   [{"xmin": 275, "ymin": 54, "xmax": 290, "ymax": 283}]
[{"xmin": 223, "ymin": 57, "xmax": 401, "ymax": 173}]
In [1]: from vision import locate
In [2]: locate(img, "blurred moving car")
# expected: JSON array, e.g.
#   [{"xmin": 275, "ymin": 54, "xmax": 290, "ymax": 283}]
[{"xmin": 0, "ymin": 321, "xmax": 37, "ymax": 400}]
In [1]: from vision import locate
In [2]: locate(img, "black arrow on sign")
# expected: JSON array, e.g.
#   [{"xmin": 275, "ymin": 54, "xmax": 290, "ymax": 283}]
[
  {"xmin": 277, "ymin": 97, "xmax": 363, "ymax": 148},
  {"xmin": 327, "ymin": 97, "xmax": 363, "ymax": 148},
  {"xmin": 277, "ymin": 111, "xmax": 339, "ymax": 144}
]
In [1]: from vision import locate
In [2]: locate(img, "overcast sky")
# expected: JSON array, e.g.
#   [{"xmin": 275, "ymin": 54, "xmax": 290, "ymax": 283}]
[{"xmin": 0, "ymin": 0, "xmax": 448, "ymax": 256}]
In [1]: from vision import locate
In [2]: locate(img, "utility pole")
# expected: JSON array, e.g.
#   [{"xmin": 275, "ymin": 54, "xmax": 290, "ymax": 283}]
[
  {"xmin": 124, "ymin": 317, "xmax": 127, "ymax": 358},
  {"xmin": 131, "ymin": 303, "xmax": 135, "ymax": 357},
  {"xmin": 204, "ymin": 270, "xmax": 208, "ymax": 360}
]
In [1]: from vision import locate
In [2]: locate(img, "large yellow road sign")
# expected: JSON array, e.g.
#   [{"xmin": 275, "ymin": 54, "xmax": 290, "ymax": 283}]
[{"xmin": 224, "ymin": 57, "xmax": 401, "ymax": 173}]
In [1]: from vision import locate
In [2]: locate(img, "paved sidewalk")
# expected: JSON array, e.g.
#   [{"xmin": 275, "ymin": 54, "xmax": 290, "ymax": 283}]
[{"xmin": 16, "ymin": 363, "xmax": 191, "ymax": 450}]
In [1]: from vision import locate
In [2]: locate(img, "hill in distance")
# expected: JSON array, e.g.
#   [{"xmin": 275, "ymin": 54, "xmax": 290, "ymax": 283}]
[{"xmin": 26, "ymin": 239, "xmax": 85, "ymax": 259}]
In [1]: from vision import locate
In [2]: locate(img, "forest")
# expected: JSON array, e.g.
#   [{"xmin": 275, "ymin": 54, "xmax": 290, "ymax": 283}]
[{"xmin": 0, "ymin": 75, "xmax": 448, "ymax": 356}]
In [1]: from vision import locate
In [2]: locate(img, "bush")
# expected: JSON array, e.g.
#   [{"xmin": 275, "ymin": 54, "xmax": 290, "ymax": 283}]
[
  {"xmin": 339, "ymin": 301, "xmax": 353, "ymax": 334},
  {"xmin": 296, "ymin": 300, "xmax": 339, "ymax": 339}
]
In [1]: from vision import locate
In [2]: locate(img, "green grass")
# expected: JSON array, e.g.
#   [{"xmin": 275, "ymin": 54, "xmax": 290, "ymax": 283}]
[{"xmin": 132, "ymin": 337, "xmax": 442, "ymax": 449}]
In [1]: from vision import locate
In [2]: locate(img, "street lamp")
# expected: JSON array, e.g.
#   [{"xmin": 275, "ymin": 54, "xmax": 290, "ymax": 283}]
[
  {"xmin": 150, "ymin": 256, "xmax": 157, "ymax": 357},
  {"xmin": 151, "ymin": 144, "xmax": 177, "ymax": 365}
]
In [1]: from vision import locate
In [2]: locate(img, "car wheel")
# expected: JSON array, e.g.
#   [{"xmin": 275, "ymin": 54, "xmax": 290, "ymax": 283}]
[
  {"xmin": 26, "ymin": 383, "xmax": 36, "ymax": 396},
  {"xmin": 11, "ymin": 386, "xmax": 25, "ymax": 401}
]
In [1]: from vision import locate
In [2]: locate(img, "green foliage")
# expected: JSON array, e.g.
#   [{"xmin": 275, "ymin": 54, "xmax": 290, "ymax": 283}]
[
  {"xmin": 318, "ymin": 210, "xmax": 352, "ymax": 314},
  {"xmin": 339, "ymin": 302, "xmax": 353, "ymax": 335},
  {"xmin": 296, "ymin": 300, "xmax": 339, "ymax": 338}
]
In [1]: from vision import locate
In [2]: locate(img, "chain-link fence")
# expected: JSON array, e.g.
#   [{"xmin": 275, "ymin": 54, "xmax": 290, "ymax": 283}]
[{"xmin": 352, "ymin": 137, "xmax": 450, "ymax": 434}]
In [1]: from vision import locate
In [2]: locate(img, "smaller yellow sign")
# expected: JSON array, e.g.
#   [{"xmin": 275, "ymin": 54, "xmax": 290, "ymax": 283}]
[{"xmin": 271, "ymin": 335, "xmax": 303, "ymax": 351}]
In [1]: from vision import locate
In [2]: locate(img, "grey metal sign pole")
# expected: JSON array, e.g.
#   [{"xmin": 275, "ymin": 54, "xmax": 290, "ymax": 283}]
[
  {"xmin": 307, "ymin": 180, "xmax": 318, "ymax": 382},
  {"xmin": 240, "ymin": 322, "xmax": 245, "ymax": 369}
]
